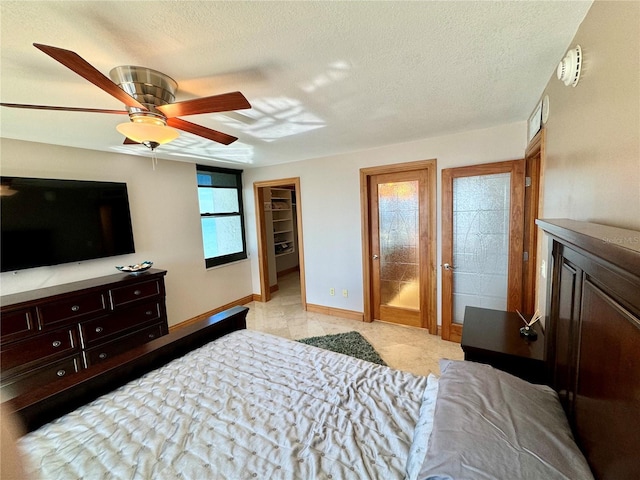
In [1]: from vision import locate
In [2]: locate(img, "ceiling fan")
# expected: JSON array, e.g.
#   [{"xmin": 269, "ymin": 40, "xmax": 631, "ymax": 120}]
[{"xmin": 1, "ymin": 43, "xmax": 251, "ymax": 150}]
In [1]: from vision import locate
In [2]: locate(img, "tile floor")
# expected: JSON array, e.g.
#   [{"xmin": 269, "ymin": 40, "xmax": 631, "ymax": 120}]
[{"xmin": 244, "ymin": 272, "xmax": 464, "ymax": 377}]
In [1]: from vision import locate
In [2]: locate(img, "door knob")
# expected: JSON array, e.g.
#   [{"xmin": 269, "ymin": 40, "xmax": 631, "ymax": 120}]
[
  {"xmin": 443, "ymin": 263, "xmax": 455, "ymax": 270},
  {"xmin": 373, "ymin": 254, "xmax": 379, "ymax": 260}
]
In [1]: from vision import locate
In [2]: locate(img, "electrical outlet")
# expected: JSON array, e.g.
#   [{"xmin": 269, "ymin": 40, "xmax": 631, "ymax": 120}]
[
  {"xmin": 342, "ymin": 289, "xmax": 348, "ymax": 298},
  {"xmin": 330, "ymin": 288, "xmax": 335, "ymax": 296}
]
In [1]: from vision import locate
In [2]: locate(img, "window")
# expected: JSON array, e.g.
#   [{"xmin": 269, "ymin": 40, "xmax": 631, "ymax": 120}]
[{"xmin": 197, "ymin": 165, "xmax": 247, "ymax": 268}]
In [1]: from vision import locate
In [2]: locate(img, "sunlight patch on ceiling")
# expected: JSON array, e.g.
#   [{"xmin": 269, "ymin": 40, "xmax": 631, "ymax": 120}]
[
  {"xmin": 168, "ymin": 151, "xmax": 253, "ymax": 166},
  {"xmin": 300, "ymin": 61, "xmax": 352, "ymax": 93},
  {"xmin": 220, "ymin": 97, "xmax": 325, "ymax": 142},
  {"xmin": 111, "ymin": 136, "xmax": 255, "ymax": 165},
  {"xmin": 170, "ymin": 137, "xmax": 254, "ymax": 164}
]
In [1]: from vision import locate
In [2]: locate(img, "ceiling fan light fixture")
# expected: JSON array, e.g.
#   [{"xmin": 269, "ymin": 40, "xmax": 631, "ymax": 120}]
[
  {"xmin": 116, "ymin": 115, "xmax": 180, "ymax": 147},
  {"xmin": 7, "ymin": 45, "xmax": 249, "ymax": 152}
]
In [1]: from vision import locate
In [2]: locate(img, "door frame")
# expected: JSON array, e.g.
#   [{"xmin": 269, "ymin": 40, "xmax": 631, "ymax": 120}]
[
  {"xmin": 523, "ymin": 129, "xmax": 544, "ymax": 314},
  {"xmin": 360, "ymin": 159, "xmax": 437, "ymax": 333},
  {"xmin": 253, "ymin": 177, "xmax": 306, "ymax": 308},
  {"xmin": 441, "ymin": 159, "xmax": 525, "ymax": 342}
]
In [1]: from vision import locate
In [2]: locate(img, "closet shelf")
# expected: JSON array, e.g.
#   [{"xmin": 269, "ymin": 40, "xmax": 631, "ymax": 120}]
[{"xmin": 270, "ymin": 188, "xmax": 296, "ymax": 259}]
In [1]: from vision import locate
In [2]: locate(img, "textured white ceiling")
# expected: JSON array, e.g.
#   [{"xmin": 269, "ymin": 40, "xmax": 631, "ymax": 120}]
[{"xmin": 0, "ymin": 1, "xmax": 592, "ymax": 168}]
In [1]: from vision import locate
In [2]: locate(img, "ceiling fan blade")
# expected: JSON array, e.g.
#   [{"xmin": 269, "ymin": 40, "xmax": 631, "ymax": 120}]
[
  {"xmin": 33, "ymin": 43, "xmax": 147, "ymax": 111},
  {"xmin": 123, "ymin": 137, "xmax": 140, "ymax": 145},
  {"xmin": 167, "ymin": 117, "xmax": 238, "ymax": 145},
  {"xmin": 157, "ymin": 91, "xmax": 250, "ymax": 118},
  {"xmin": 0, "ymin": 103, "xmax": 128, "ymax": 114}
]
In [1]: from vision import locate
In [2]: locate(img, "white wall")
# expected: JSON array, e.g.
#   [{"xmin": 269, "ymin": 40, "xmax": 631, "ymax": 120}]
[
  {"xmin": 1, "ymin": 121, "xmax": 527, "ymax": 329},
  {"xmin": 540, "ymin": 1, "xmax": 639, "ymax": 228},
  {"xmin": 534, "ymin": 0, "xmax": 640, "ymax": 318},
  {"xmin": 244, "ymin": 121, "xmax": 527, "ymax": 325},
  {"xmin": 0, "ymin": 139, "xmax": 253, "ymax": 327}
]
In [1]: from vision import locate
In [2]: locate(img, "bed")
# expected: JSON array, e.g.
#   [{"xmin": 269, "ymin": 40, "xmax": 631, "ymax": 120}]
[{"xmin": 3, "ymin": 219, "xmax": 639, "ymax": 479}]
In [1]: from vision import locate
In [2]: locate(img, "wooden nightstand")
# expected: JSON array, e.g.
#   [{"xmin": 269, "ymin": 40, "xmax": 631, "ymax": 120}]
[{"xmin": 461, "ymin": 306, "xmax": 546, "ymax": 384}]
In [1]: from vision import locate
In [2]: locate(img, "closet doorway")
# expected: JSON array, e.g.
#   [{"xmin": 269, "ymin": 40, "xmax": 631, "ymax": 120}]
[{"xmin": 254, "ymin": 178, "xmax": 306, "ymax": 307}]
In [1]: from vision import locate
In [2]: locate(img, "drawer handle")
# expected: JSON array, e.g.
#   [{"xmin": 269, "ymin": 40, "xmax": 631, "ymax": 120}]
[
  {"xmin": 95, "ymin": 326, "xmax": 104, "ymax": 333},
  {"xmin": 145, "ymin": 310, "xmax": 153, "ymax": 316},
  {"xmin": 56, "ymin": 369, "xmax": 66, "ymax": 377},
  {"xmin": 148, "ymin": 333, "xmax": 156, "ymax": 339},
  {"xmin": 71, "ymin": 305, "xmax": 80, "ymax": 312},
  {"xmin": 52, "ymin": 340, "xmax": 62, "ymax": 348},
  {"xmin": 98, "ymin": 353, "xmax": 107, "ymax": 360},
  {"xmin": 134, "ymin": 290, "xmax": 142, "ymax": 296}
]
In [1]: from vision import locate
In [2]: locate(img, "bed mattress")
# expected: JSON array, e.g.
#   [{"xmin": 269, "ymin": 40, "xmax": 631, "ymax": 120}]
[{"xmin": 19, "ymin": 329, "xmax": 428, "ymax": 480}]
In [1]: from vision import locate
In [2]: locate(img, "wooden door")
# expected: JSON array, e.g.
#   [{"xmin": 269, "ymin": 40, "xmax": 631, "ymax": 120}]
[
  {"xmin": 369, "ymin": 169, "xmax": 429, "ymax": 328},
  {"xmin": 441, "ymin": 160, "xmax": 525, "ymax": 342}
]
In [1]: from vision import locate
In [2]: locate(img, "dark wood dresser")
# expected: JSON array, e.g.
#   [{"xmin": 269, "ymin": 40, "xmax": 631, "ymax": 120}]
[{"xmin": 1, "ymin": 269, "xmax": 168, "ymax": 400}]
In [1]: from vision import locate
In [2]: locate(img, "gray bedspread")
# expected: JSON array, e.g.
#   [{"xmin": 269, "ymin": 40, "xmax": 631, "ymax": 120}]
[
  {"xmin": 417, "ymin": 360, "xmax": 594, "ymax": 480},
  {"xmin": 19, "ymin": 330, "xmax": 428, "ymax": 480}
]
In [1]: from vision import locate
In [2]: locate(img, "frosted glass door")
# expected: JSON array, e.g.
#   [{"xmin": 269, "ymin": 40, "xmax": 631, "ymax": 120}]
[
  {"xmin": 441, "ymin": 160, "xmax": 524, "ymax": 342},
  {"xmin": 378, "ymin": 181, "xmax": 420, "ymax": 310},
  {"xmin": 370, "ymin": 168, "xmax": 430, "ymax": 328},
  {"xmin": 452, "ymin": 173, "xmax": 511, "ymax": 323}
]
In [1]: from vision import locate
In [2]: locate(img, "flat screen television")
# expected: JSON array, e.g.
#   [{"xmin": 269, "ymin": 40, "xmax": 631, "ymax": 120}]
[{"xmin": 1, "ymin": 177, "xmax": 135, "ymax": 272}]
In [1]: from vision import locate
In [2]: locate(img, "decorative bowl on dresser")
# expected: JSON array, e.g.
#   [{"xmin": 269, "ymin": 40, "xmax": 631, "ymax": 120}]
[{"xmin": 0, "ymin": 269, "xmax": 168, "ymax": 401}]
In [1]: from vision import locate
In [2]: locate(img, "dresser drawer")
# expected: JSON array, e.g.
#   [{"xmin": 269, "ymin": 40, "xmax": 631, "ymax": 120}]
[
  {"xmin": 0, "ymin": 307, "xmax": 36, "ymax": 343},
  {"xmin": 37, "ymin": 292, "xmax": 107, "ymax": 328},
  {"xmin": 1, "ymin": 355, "xmax": 82, "ymax": 398},
  {"xmin": 1, "ymin": 328, "xmax": 78, "ymax": 374},
  {"xmin": 80, "ymin": 301, "xmax": 162, "ymax": 347},
  {"xmin": 84, "ymin": 323, "xmax": 165, "ymax": 367},
  {"xmin": 109, "ymin": 280, "xmax": 162, "ymax": 309}
]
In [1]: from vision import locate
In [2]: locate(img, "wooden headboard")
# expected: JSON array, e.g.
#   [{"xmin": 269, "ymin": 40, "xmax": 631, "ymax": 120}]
[{"xmin": 538, "ymin": 219, "xmax": 640, "ymax": 480}]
